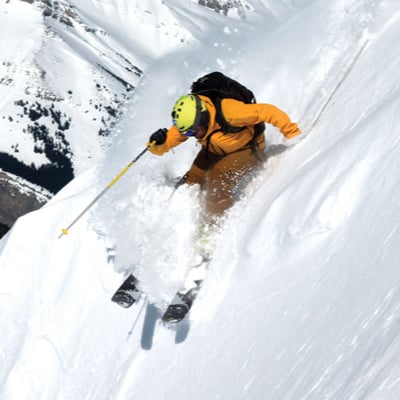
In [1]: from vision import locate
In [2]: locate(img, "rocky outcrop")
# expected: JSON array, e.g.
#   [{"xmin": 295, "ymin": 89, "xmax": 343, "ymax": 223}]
[
  {"xmin": 198, "ymin": 0, "xmax": 249, "ymax": 18},
  {"xmin": 0, "ymin": 171, "xmax": 51, "ymax": 239}
]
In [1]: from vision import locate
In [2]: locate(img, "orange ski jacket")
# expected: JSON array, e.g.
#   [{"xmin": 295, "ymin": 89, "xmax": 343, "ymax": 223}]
[{"xmin": 149, "ymin": 96, "xmax": 301, "ymax": 156}]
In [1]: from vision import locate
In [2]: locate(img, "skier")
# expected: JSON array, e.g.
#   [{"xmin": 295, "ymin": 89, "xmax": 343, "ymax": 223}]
[
  {"xmin": 112, "ymin": 86, "xmax": 302, "ymax": 320},
  {"xmin": 148, "ymin": 93, "xmax": 301, "ymax": 219}
]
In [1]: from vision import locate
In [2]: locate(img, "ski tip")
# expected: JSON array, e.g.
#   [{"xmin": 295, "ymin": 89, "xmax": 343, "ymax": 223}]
[
  {"xmin": 111, "ymin": 291, "xmax": 137, "ymax": 308},
  {"xmin": 162, "ymin": 304, "xmax": 189, "ymax": 323}
]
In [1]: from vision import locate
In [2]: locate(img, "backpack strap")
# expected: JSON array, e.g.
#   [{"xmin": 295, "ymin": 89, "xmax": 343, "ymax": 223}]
[
  {"xmin": 205, "ymin": 128, "xmax": 224, "ymax": 159},
  {"xmin": 213, "ymin": 97, "xmax": 245, "ymax": 134},
  {"xmin": 204, "ymin": 97, "xmax": 266, "ymax": 160},
  {"xmin": 192, "ymin": 95, "xmax": 203, "ymax": 131}
]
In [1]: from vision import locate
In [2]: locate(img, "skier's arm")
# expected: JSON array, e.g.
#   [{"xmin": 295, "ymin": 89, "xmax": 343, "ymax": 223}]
[{"xmin": 222, "ymin": 99, "xmax": 301, "ymax": 139}]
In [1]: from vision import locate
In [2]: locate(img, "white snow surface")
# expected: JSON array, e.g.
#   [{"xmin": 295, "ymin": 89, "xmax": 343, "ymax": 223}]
[
  {"xmin": 0, "ymin": 0, "xmax": 193, "ymax": 174},
  {"xmin": 2, "ymin": 0, "xmax": 400, "ymax": 399}
]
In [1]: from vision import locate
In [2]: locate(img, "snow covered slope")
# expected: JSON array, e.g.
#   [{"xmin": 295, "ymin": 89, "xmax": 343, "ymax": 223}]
[
  {"xmin": 0, "ymin": 0, "xmax": 193, "ymax": 192},
  {"xmin": 2, "ymin": 0, "xmax": 400, "ymax": 399}
]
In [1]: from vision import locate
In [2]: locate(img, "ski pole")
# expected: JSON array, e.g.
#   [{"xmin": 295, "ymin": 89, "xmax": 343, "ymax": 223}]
[
  {"xmin": 58, "ymin": 142, "xmax": 155, "ymax": 238},
  {"xmin": 310, "ymin": 37, "xmax": 370, "ymax": 130}
]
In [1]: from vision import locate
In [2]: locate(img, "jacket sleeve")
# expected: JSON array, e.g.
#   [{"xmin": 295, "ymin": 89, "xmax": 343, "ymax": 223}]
[
  {"xmin": 221, "ymin": 99, "xmax": 301, "ymax": 139},
  {"xmin": 148, "ymin": 125, "xmax": 188, "ymax": 156}
]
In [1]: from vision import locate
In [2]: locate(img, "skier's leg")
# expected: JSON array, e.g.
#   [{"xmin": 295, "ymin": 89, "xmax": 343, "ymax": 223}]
[
  {"xmin": 205, "ymin": 147, "xmax": 264, "ymax": 216},
  {"xmin": 177, "ymin": 147, "xmax": 221, "ymax": 187}
]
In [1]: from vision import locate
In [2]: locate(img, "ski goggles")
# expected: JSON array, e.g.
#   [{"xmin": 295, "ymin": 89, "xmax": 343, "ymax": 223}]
[
  {"xmin": 172, "ymin": 122, "xmax": 197, "ymax": 137},
  {"xmin": 181, "ymin": 129, "xmax": 196, "ymax": 137}
]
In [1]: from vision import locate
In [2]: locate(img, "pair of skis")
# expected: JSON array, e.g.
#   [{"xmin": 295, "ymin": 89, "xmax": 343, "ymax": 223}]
[{"xmin": 111, "ymin": 256, "xmax": 210, "ymax": 323}]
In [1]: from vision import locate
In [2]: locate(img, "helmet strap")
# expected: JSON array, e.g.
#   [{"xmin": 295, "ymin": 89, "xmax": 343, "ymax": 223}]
[{"xmin": 192, "ymin": 95, "xmax": 203, "ymax": 131}]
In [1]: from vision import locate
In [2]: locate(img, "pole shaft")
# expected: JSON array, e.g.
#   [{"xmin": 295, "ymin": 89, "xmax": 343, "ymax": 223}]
[
  {"xmin": 58, "ymin": 186, "xmax": 111, "ymax": 238},
  {"xmin": 59, "ymin": 146, "xmax": 150, "ymax": 238},
  {"xmin": 310, "ymin": 38, "xmax": 370, "ymax": 130}
]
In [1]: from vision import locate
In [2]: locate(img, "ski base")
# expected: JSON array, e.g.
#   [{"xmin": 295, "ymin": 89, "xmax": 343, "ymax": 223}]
[
  {"xmin": 162, "ymin": 303, "xmax": 190, "ymax": 323},
  {"xmin": 162, "ymin": 254, "xmax": 211, "ymax": 323},
  {"xmin": 111, "ymin": 274, "xmax": 141, "ymax": 308},
  {"xmin": 162, "ymin": 283, "xmax": 201, "ymax": 323}
]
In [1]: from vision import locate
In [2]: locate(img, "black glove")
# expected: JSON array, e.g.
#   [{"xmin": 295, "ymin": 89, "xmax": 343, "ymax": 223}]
[{"xmin": 149, "ymin": 128, "xmax": 167, "ymax": 145}]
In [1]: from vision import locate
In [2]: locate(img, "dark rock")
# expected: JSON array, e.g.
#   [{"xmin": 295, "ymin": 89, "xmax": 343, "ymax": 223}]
[{"xmin": 0, "ymin": 171, "xmax": 51, "ymax": 239}]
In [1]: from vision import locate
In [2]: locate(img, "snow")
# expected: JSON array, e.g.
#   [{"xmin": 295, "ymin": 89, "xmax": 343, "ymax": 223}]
[
  {"xmin": 0, "ymin": 0, "xmax": 194, "ymax": 178},
  {"xmin": 2, "ymin": 0, "xmax": 400, "ymax": 399}
]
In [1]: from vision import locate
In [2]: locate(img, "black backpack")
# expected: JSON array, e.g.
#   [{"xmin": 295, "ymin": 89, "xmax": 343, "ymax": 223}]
[{"xmin": 190, "ymin": 71, "xmax": 265, "ymax": 137}]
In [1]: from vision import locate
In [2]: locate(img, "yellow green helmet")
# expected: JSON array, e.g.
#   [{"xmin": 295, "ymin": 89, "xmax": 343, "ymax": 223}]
[{"xmin": 171, "ymin": 94, "xmax": 207, "ymax": 133}]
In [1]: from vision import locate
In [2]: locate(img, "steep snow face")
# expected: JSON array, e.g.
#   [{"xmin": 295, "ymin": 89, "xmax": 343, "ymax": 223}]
[
  {"xmin": 0, "ymin": 0, "xmax": 302, "ymax": 192},
  {"xmin": 0, "ymin": 0, "xmax": 193, "ymax": 192},
  {"xmin": 2, "ymin": 0, "xmax": 400, "ymax": 400}
]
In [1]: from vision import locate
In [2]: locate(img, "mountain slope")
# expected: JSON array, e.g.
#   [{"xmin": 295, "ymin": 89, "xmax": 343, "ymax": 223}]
[
  {"xmin": 0, "ymin": 0, "xmax": 194, "ymax": 193},
  {"xmin": 2, "ymin": 0, "xmax": 400, "ymax": 399},
  {"xmin": 0, "ymin": 0, "xmax": 198, "ymax": 236}
]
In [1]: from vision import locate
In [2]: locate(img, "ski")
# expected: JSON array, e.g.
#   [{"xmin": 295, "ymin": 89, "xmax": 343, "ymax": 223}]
[
  {"xmin": 111, "ymin": 274, "xmax": 141, "ymax": 308},
  {"xmin": 162, "ymin": 255, "xmax": 211, "ymax": 323},
  {"xmin": 162, "ymin": 283, "xmax": 201, "ymax": 323},
  {"xmin": 111, "ymin": 254, "xmax": 212, "ymax": 323}
]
